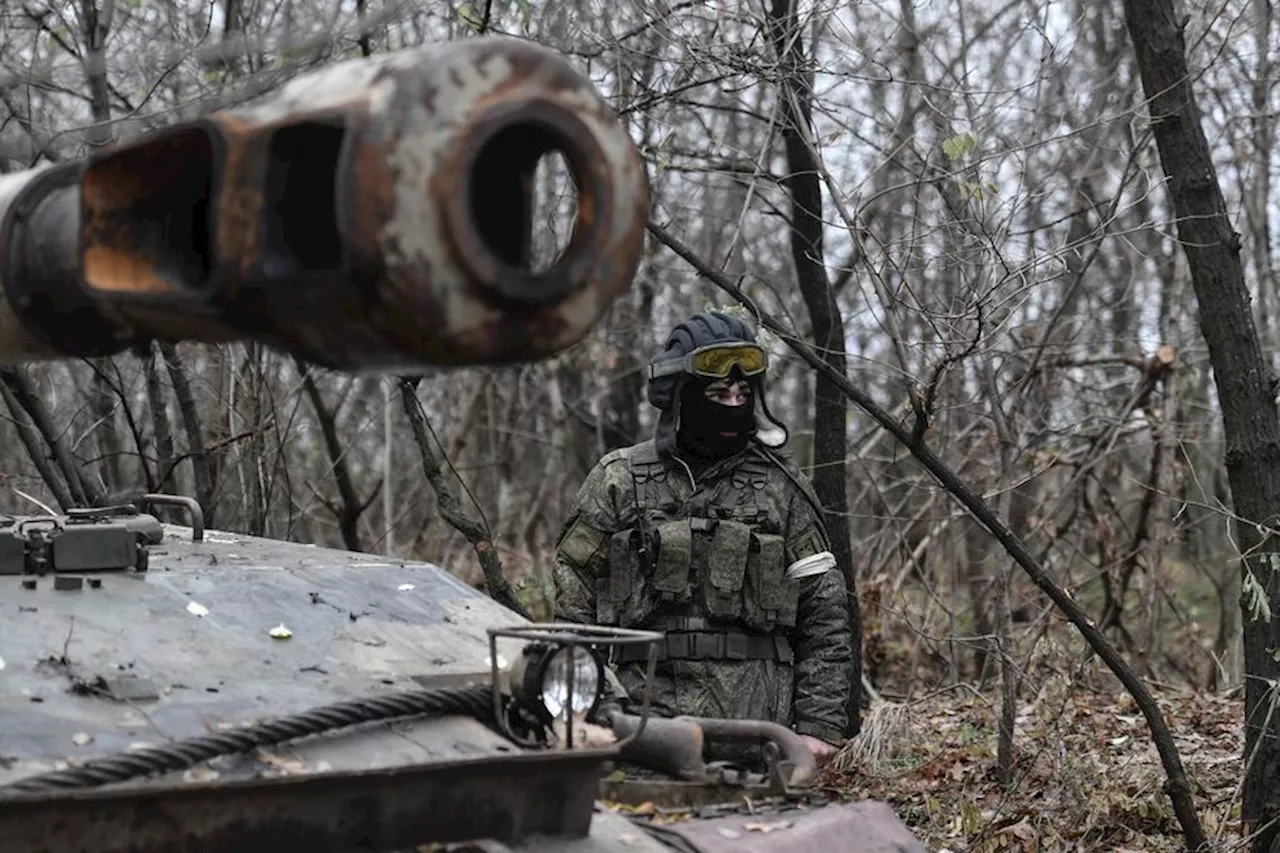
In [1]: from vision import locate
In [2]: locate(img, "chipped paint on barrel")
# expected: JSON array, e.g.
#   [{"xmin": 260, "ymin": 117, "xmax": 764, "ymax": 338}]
[
  {"xmin": 369, "ymin": 39, "xmax": 648, "ymax": 363},
  {"xmin": 378, "ymin": 50, "xmax": 517, "ymax": 342}
]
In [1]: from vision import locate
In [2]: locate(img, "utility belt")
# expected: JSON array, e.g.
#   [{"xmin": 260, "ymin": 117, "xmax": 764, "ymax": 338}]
[{"xmin": 612, "ymin": 616, "xmax": 794, "ymax": 664}]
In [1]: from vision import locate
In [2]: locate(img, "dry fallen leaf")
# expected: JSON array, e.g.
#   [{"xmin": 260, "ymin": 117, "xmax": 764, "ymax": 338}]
[
  {"xmin": 186, "ymin": 601, "xmax": 209, "ymax": 617},
  {"xmin": 398, "ymin": 583, "xmax": 416, "ymax": 591},
  {"xmin": 744, "ymin": 820, "xmax": 793, "ymax": 834},
  {"xmin": 715, "ymin": 828, "xmax": 740, "ymax": 839},
  {"xmin": 268, "ymin": 623, "xmax": 293, "ymax": 639},
  {"xmin": 70, "ymin": 732, "xmax": 93, "ymax": 747}
]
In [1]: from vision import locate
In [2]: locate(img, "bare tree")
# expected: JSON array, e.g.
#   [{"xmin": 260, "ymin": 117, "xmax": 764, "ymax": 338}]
[{"xmin": 1120, "ymin": 0, "xmax": 1280, "ymax": 849}]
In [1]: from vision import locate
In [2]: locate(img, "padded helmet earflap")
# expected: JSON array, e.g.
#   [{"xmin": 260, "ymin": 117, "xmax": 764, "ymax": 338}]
[{"xmin": 752, "ymin": 375, "xmax": 788, "ymax": 448}]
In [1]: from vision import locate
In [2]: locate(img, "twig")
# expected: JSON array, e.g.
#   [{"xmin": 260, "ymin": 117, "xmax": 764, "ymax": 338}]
[{"xmin": 13, "ymin": 489, "xmax": 57, "ymax": 517}]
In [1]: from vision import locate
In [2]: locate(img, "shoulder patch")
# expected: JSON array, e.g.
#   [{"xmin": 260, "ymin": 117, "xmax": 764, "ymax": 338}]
[
  {"xmin": 788, "ymin": 526, "xmax": 828, "ymax": 563},
  {"xmin": 557, "ymin": 517, "xmax": 608, "ymax": 569}
]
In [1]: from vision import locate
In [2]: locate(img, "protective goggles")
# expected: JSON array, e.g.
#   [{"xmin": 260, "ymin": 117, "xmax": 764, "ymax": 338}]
[{"xmin": 647, "ymin": 343, "xmax": 768, "ymax": 380}]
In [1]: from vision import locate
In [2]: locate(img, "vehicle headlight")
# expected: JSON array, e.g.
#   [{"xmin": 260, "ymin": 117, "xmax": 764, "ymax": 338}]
[
  {"xmin": 509, "ymin": 642, "xmax": 603, "ymax": 723},
  {"xmin": 486, "ymin": 623, "xmax": 662, "ymax": 749}
]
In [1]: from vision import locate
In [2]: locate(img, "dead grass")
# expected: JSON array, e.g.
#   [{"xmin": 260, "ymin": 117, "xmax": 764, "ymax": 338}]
[{"xmin": 824, "ymin": 683, "xmax": 1245, "ymax": 852}]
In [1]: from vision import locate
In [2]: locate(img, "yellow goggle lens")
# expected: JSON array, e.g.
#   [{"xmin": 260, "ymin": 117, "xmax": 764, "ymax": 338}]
[{"xmin": 689, "ymin": 345, "xmax": 767, "ymax": 377}]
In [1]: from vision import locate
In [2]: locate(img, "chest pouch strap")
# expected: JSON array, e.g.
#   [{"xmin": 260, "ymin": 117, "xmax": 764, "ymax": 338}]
[
  {"xmin": 652, "ymin": 519, "xmax": 693, "ymax": 601},
  {"xmin": 706, "ymin": 520, "xmax": 751, "ymax": 618},
  {"xmin": 630, "ymin": 460, "xmax": 667, "ymax": 511},
  {"xmin": 733, "ymin": 459, "xmax": 771, "ymax": 491}
]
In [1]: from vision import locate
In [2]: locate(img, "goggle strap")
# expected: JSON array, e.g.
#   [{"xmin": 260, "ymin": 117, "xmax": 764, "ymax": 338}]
[{"xmin": 648, "ymin": 360, "xmax": 687, "ymax": 380}]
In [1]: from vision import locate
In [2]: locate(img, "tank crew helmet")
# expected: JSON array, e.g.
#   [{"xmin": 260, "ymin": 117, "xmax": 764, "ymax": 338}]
[{"xmin": 645, "ymin": 311, "xmax": 788, "ymax": 459}]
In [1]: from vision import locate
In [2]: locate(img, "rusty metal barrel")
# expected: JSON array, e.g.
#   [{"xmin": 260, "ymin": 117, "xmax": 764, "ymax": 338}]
[{"xmin": 0, "ymin": 37, "xmax": 649, "ymax": 372}]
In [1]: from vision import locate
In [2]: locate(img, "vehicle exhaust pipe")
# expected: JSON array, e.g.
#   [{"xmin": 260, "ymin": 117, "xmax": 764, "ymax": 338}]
[{"xmin": 0, "ymin": 37, "xmax": 649, "ymax": 371}]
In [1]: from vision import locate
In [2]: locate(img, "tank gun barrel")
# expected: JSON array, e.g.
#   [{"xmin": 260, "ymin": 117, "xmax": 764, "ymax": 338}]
[{"xmin": 0, "ymin": 37, "xmax": 649, "ymax": 372}]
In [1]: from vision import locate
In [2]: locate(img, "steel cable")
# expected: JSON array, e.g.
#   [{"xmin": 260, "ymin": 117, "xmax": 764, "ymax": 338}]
[{"xmin": 0, "ymin": 683, "xmax": 495, "ymax": 795}]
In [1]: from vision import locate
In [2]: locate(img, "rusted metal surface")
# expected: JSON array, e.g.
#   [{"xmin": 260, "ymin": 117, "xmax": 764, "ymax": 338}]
[
  {"xmin": 0, "ymin": 747, "xmax": 607, "ymax": 853},
  {"xmin": 0, "ymin": 36, "xmax": 648, "ymax": 371},
  {"xmin": 0, "ymin": 164, "xmax": 115, "ymax": 361},
  {"xmin": 600, "ymin": 780, "xmax": 807, "ymax": 812},
  {"xmin": 607, "ymin": 714, "xmax": 817, "ymax": 795}
]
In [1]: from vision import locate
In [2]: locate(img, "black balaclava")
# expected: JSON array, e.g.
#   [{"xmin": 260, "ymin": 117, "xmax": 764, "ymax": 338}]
[
  {"xmin": 646, "ymin": 311, "xmax": 789, "ymax": 461},
  {"xmin": 676, "ymin": 371, "xmax": 756, "ymax": 460}
]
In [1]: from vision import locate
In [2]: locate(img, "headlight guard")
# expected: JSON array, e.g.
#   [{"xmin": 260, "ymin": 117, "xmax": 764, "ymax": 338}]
[{"xmin": 487, "ymin": 623, "xmax": 661, "ymax": 750}]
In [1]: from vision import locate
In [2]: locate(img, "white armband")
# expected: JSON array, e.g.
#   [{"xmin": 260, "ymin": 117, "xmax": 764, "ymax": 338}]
[{"xmin": 786, "ymin": 551, "xmax": 836, "ymax": 580}]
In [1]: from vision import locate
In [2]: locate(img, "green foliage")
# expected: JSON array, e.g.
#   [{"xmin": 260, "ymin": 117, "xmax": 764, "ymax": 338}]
[
  {"xmin": 1244, "ymin": 557, "xmax": 1274, "ymax": 623},
  {"xmin": 957, "ymin": 179, "xmax": 1000, "ymax": 201},
  {"xmin": 515, "ymin": 574, "xmax": 554, "ymax": 621},
  {"xmin": 941, "ymin": 132, "xmax": 977, "ymax": 160},
  {"xmin": 457, "ymin": 4, "xmax": 486, "ymax": 32}
]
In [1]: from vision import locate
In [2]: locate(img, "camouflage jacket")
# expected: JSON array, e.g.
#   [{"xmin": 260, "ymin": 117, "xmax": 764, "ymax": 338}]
[{"xmin": 552, "ymin": 439, "xmax": 853, "ymax": 744}]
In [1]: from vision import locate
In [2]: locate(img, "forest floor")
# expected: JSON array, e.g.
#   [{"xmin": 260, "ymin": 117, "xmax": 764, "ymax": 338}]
[{"xmin": 820, "ymin": 683, "xmax": 1245, "ymax": 852}]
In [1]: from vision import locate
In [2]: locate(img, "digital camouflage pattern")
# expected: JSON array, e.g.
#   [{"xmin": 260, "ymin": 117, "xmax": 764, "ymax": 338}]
[{"xmin": 553, "ymin": 438, "xmax": 853, "ymax": 745}]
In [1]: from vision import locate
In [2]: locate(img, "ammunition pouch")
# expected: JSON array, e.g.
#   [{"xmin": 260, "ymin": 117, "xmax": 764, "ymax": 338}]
[
  {"xmin": 652, "ymin": 519, "xmax": 692, "ymax": 602},
  {"xmin": 743, "ymin": 531, "xmax": 799, "ymax": 631},
  {"xmin": 704, "ymin": 519, "xmax": 750, "ymax": 618},
  {"xmin": 596, "ymin": 529, "xmax": 642, "ymax": 626}
]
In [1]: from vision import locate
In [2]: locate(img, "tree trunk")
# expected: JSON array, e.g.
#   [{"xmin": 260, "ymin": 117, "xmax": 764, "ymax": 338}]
[
  {"xmin": 0, "ymin": 380, "xmax": 75, "ymax": 510},
  {"xmin": 160, "ymin": 343, "xmax": 216, "ymax": 525},
  {"xmin": 297, "ymin": 358, "xmax": 371, "ymax": 553},
  {"xmin": 765, "ymin": 0, "xmax": 860, "ymax": 738},
  {"xmin": 1119, "ymin": 0, "xmax": 1280, "ymax": 849},
  {"xmin": 143, "ymin": 344, "xmax": 174, "ymax": 493}
]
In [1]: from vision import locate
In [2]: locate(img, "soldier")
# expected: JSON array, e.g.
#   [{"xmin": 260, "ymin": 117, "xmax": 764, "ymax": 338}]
[{"xmin": 552, "ymin": 311, "xmax": 856, "ymax": 766}]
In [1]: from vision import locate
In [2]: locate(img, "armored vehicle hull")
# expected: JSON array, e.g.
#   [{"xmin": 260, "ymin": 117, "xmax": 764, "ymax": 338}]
[
  {"xmin": 0, "ymin": 522, "xmax": 525, "ymax": 788},
  {"xmin": 0, "ymin": 515, "xmax": 926, "ymax": 853}
]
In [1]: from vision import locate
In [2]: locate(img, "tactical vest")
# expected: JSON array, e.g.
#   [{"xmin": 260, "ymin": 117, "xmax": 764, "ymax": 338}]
[{"xmin": 596, "ymin": 441, "xmax": 801, "ymax": 662}]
